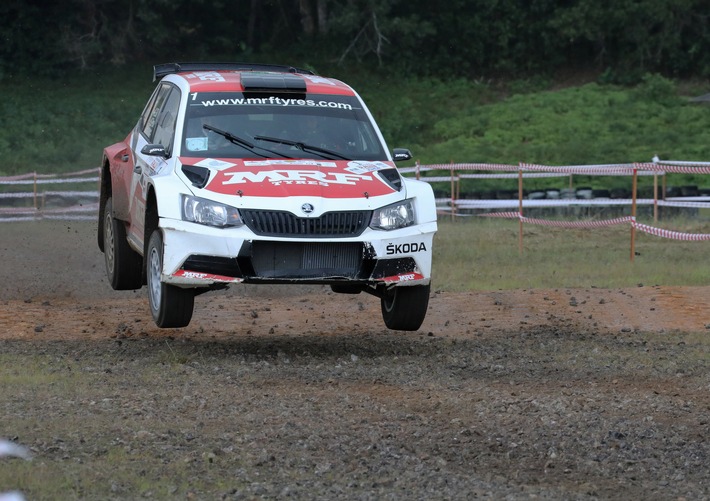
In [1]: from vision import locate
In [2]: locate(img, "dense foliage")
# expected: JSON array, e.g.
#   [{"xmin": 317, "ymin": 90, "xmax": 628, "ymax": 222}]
[
  {"xmin": 2, "ymin": 3, "xmax": 709, "ymax": 187},
  {"xmin": 1, "ymin": 66, "xmax": 709, "ymax": 186},
  {"xmin": 2, "ymin": 1, "xmax": 710, "ymax": 80}
]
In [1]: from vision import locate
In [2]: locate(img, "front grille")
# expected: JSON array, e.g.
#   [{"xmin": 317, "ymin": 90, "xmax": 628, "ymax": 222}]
[
  {"xmin": 250, "ymin": 241, "xmax": 363, "ymax": 279},
  {"xmin": 241, "ymin": 209, "xmax": 372, "ymax": 238}
]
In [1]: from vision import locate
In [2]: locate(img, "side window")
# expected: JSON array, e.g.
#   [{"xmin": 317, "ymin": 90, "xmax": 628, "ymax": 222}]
[
  {"xmin": 152, "ymin": 88, "xmax": 181, "ymax": 150},
  {"xmin": 137, "ymin": 85, "xmax": 160, "ymax": 132},
  {"xmin": 142, "ymin": 84, "xmax": 171, "ymax": 140}
]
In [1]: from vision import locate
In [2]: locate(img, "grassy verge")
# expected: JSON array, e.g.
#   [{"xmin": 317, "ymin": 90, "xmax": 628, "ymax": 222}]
[
  {"xmin": 0, "ymin": 348, "xmax": 249, "ymax": 499},
  {"xmin": 433, "ymin": 216, "xmax": 710, "ymax": 290},
  {"xmin": 0, "ymin": 66, "xmax": 154, "ymax": 175}
]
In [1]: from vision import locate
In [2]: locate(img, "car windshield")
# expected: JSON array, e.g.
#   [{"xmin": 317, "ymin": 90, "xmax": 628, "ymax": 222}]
[{"xmin": 180, "ymin": 92, "xmax": 387, "ymax": 161}]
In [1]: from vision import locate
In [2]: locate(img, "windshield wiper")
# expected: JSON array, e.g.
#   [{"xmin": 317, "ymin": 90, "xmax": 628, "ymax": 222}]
[
  {"xmin": 202, "ymin": 125, "xmax": 289, "ymax": 159},
  {"xmin": 253, "ymin": 135, "xmax": 349, "ymax": 161},
  {"xmin": 203, "ymin": 124, "xmax": 254, "ymax": 149}
]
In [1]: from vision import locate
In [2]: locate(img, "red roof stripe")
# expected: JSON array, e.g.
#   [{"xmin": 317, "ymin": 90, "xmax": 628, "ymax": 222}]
[{"xmin": 178, "ymin": 71, "xmax": 355, "ymax": 95}]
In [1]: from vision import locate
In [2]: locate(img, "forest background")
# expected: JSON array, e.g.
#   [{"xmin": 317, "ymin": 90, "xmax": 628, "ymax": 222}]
[{"xmin": 2, "ymin": 0, "xmax": 710, "ymax": 192}]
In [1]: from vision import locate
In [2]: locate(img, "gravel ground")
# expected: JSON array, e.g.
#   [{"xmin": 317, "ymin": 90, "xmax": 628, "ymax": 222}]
[{"xmin": 1, "ymin": 221, "xmax": 709, "ymax": 500}]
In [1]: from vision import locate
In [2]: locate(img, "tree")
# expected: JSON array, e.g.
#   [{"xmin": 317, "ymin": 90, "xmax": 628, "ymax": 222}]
[{"xmin": 1, "ymin": 0, "xmax": 709, "ymax": 79}]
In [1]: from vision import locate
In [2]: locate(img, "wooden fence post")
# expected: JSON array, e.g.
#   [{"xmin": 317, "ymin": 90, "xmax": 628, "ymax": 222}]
[
  {"xmin": 661, "ymin": 173, "xmax": 667, "ymax": 220},
  {"xmin": 518, "ymin": 164, "xmax": 524, "ymax": 256},
  {"xmin": 630, "ymin": 166, "xmax": 638, "ymax": 262},
  {"xmin": 450, "ymin": 165, "xmax": 456, "ymax": 222},
  {"xmin": 653, "ymin": 173, "xmax": 658, "ymax": 223}
]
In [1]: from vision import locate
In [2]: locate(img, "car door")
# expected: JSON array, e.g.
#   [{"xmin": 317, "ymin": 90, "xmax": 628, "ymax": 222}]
[{"xmin": 127, "ymin": 83, "xmax": 180, "ymax": 250}]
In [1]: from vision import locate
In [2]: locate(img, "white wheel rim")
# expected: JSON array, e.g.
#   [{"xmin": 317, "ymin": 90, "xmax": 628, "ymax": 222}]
[
  {"xmin": 149, "ymin": 245, "xmax": 162, "ymax": 309},
  {"xmin": 104, "ymin": 211, "xmax": 115, "ymax": 275}
]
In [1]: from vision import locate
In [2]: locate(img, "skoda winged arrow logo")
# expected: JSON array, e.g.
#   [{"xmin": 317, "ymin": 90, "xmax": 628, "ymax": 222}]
[{"xmin": 301, "ymin": 203, "xmax": 315, "ymax": 214}]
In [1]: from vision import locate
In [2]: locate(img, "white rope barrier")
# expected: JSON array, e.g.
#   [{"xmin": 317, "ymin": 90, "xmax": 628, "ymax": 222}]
[
  {"xmin": 653, "ymin": 159, "xmax": 710, "ymax": 167},
  {"xmin": 0, "ymin": 167, "xmax": 101, "ymax": 221},
  {"xmin": 0, "ymin": 203, "xmax": 98, "ymax": 215},
  {"xmin": 418, "ymin": 158, "xmax": 710, "ymax": 245},
  {"xmin": 0, "ymin": 167, "xmax": 100, "ymax": 182},
  {"xmin": 458, "ymin": 172, "xmax": 570, "ymax": 179},
  {"xmin": 3, "ymin": 160, "xmax": 710, "ymax": 228},
  {"xmin": 657, "ymin": 199, "xmax": 710, "ymax": 209},
  {"xmin": 473, "ymin": 210, "xmax": 710, "ymax": 241},
  {"xmin": 454, "ymin": 198, "xmax": 657, "ymax": 209},
  {"xmin": 0, "ymin": 176, "xmax": 99, "ymax": 186},
  {"xmin": 0, "ymin": 190, "xmax": 99, "ymax": 200},
  {"xmin": 634, "ymin": 222, "xmax": 710, "ymax": 241},
  {"xmin": 0, "ymin": 204, "xmax": 98, "ymax": 222}
]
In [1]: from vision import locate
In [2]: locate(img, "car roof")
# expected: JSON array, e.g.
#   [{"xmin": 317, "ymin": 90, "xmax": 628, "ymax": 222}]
[{"xmin": 155, "ymin": 62, "xmax": 356, "ymax": 96}]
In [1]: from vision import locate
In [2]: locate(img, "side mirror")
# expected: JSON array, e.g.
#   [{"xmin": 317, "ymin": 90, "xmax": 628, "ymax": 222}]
[
  {"xmin": 141, "ymin": 144, "xmax": 169, "ymax": 158},
  {"xmin": 392, "ymin": 148, "xmax": 412, "ymax": 162}
]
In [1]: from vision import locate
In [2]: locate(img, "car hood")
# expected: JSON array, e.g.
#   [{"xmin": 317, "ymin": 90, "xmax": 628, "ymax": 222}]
[{"xmin": 178, "ymin": 157, "xmax": 405, "ymax": 211}]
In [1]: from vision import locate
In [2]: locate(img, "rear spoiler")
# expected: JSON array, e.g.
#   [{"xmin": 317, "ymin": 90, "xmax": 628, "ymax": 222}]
[{"xmin": 153, "ymin": 62, "xmax": 316, "ymax": 82}]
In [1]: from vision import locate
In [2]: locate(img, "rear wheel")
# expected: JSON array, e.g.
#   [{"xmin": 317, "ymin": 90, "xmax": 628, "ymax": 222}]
[
  {"xmin": 147, "ymin": 231, "xmax": 194, "ymax": 328},
  {"xmin": 103, "ymin": 197, "xmax": 142, "ymax": 290},
  {"xmin": 380, "ymin": 284, "xmax": 431, "ymax": 331}
]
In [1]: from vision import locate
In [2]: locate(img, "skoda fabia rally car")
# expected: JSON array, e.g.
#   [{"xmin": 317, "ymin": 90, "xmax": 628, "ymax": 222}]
[{"xmin": 98, "ymin": 62, "xmax": 437, "ymax": 330}]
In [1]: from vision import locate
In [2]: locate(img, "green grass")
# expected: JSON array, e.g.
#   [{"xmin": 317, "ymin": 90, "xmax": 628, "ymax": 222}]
[
  {"xmin": 432, "ymin": 216, "xmax": 710, "ymax": 290},
  {"xmin": 2, "ymin": 67, "xmax": 710, "ymax": 188},
  {"xmin": 0, "ymin": 349, "xmax": 242, "ymax": 499},
  {"xmin": 0, "ymin": 66, "xmax": 154, "ymax": 175}
]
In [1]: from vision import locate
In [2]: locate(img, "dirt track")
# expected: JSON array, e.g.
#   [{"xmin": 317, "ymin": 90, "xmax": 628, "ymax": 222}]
[
  {"xmin": 3, "ymin": 221, "xmax": 710, "ymax": 339},
  {"xmin": 1, "ymin": 221, "xmax": 710, "ymax": 499}
]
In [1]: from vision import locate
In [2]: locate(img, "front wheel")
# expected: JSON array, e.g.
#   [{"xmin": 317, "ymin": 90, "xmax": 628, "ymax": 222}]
[
  {"xmin": 380, "ymin": 284, "xmax": 430, "ymax": 331},
  {"xmin": 147, "ymin": 231, "xmax": 195, "ymax": 328}
]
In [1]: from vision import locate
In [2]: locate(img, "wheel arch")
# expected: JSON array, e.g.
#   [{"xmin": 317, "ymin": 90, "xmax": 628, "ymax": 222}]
[
  {"xmin": 144, "ymin": 184, "xmax": 160, "ymax": 259},
  {"xmin": 97, "ymin": 157, "xmax": 112, "ymax": 252}
]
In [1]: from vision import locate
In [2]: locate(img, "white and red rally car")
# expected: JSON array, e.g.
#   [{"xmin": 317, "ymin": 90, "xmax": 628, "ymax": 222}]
[{"xmin": 98, "ymin": 62, "xmax": 437, "ymax": 330}]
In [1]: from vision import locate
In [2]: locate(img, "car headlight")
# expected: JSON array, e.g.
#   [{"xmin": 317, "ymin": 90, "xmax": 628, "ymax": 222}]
[
  {"xmin": 181, "ymin": 195, "xmax": 243, "ymax": 228},
  {"xmin": 370, "ymin": 199, "xmax": 416, "ymax": 231}
]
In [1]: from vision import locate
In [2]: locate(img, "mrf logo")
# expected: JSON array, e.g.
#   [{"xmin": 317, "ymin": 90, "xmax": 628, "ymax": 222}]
[
  {"xmin": 386, "ymin": 242, "xmax": 427, "ymax": 255},
  {"xmin": 222, "ymin": 169, "xmax": 371, "ymax": 187}
]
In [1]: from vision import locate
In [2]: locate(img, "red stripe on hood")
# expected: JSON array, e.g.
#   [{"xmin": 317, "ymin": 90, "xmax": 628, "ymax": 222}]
[{"xmin": 187, "ymin": 159, "xmax": 397, "ymax": 199}]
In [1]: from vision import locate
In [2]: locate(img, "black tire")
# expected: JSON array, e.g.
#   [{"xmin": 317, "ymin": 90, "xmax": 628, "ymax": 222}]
[
  {"xmin": 103, "ymin": 197, "xmax": 143, "ymax": 290},
  {"xmin": 146, "ymin": 230, "xmax": 195, "ymax": 328},
  {"xmin": 380, "ymin": 284, "xmax": 431, "ymax": 331}
]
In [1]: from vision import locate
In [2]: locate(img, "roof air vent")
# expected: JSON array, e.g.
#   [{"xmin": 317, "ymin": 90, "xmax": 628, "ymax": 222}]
[{"xmin": 241, "ymin": 73, "xmax": 307, "ymax": 92}]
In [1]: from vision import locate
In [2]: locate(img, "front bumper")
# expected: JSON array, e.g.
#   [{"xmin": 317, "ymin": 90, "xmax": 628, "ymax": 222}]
[{"xmin": 159, "ymin": 218, "xmax": 436, "ymax": 288}]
